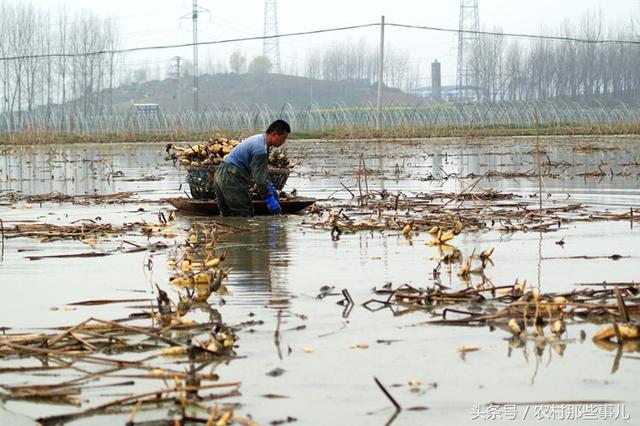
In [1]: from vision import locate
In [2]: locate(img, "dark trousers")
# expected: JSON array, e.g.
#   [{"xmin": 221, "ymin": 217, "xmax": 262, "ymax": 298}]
[{"xmin": 213, "ymin": 162, "xmax": 253, "ymax": 216}]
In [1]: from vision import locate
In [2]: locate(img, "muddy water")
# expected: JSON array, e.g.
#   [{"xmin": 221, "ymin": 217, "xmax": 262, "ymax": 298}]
[{"xmin": 0, "ymin": 136, "xmax": 639, "ymax": 425}]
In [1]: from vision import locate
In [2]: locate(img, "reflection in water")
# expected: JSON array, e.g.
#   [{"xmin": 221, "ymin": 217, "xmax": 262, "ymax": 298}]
[
  {"xmin": 3, "ymin": 138, "xmax": 640, "ymax": 209},
  {"xmin": 0, "ymin": 144, "xmax": 180, "ymax": 199},
  {"xmin": 536, "ymin": 231, "xmax": 543, "ymax": 291},
  {"xmin": 594, "ymin": 338, "xmax": 640, "ymax": 375},
  {"xmin": 162, "ymin": 217, "xmax": 291, "ymax": 311},
  {"xmin": 184, "ymin": 217, "xmax": 293, "ymax": 310},
  {"xmin": 506, "ymin": 334, "xmax": 577, "ymax": 385},
  {"xmin": 287, "ymin": 138, "xmax": 640, "ymax": 209},
  {"xmin": 431, "ymin": 146, "xmax": 442, "ymax": 180},
  {"xmin": 507, "ymin": 331, "xmax": 640, "ymax": 381}
]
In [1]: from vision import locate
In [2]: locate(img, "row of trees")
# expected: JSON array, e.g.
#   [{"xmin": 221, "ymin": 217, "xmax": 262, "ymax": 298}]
[
  {"xmin": 0, "ymin": 2, "xmax": 119, "ymax": 128},
  {"xmin": 2, "ymin": 1, "xmax": 638, "ymax": 124},
  {"xmin": 223, "ymin": 41, "xmax": 422, "ymax": 93},
  {"xmin": 303, "ymin": 41, "xmax": 420, "ymax": 92},
  {"xmin": 467, "ymin": 14, "xmax": 640, "ymax": 102}
]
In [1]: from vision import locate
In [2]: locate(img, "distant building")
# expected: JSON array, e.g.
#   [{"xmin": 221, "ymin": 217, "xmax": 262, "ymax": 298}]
[
  {"xmin": 411, "ymin": 85, "xmax": 479, "ymax": 102},
  {"xmin": 133, "ymin": 103, "xmax": 160, "ymax": 118}
]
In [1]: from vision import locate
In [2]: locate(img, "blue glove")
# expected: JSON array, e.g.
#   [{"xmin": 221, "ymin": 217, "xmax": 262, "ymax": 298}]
[
  {"xmin": 265, "ymin": 194, "xmax": 282, "ymax": 214},
  {"xmin": 267, "ymin": 183, "xmax": 278, "ymax": 200}
]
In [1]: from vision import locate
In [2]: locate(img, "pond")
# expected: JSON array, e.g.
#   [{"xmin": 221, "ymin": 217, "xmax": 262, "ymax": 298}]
[{"xmin": 0, "ymin": 135, "xmax": 639, "ymax": 425}]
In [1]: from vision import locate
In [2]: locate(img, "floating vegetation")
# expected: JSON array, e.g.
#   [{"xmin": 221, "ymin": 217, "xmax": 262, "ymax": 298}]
[
  {"xmin": 0, "ymin": 221, "xmax": 260, "ymax": 425},
  {"xmin": 0, "ymin": 191, "xmax": 140, "ymax": 205},
  {"xmin": 0, "ymin": 313, "xmax": 250, "ymax": 424},
  {"xmin": 165, "ymin": 223, "xmax": 233, "ymax": 314},
  {"xmin": 305, "ymin": 166, "xmax": 639, "ymax": 236},
  {"xmin": 1, "ymin": 222, "xmax": 140, "ymax": 242},
  {"xmin": 361, "ymin": 278, "xmax": 640, "ymax": 358}
]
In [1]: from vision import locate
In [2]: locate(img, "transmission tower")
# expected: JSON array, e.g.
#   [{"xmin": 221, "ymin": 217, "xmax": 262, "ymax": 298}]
[
  {"xmin": 263, "ymin": 0, "xmax": 281, "ymax": 73},
  {"xmin": 180, "ymin": 1, "xmax": 209, "ymax": 113},
  {"xmin": 456, "ymin": 0, "xmax": 479, "ymax": 101}
]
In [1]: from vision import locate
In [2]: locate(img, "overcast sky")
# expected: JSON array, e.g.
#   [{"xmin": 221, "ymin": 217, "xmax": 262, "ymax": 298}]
[{"xmin": 29, "ymin": 0, "xmax": 639, "ymax": 85}]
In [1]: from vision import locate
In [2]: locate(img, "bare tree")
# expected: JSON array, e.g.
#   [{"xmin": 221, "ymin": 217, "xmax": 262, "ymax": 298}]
[
  {"xmin": 464, "ymin": 11, "xmax": 640, "ymax": 103},
  {"xmin": 229, "ymin": 51, "xmax": 246, "ymax": 74}
]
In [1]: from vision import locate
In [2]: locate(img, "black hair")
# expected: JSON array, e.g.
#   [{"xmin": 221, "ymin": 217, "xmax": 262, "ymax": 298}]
[{"xmin": 266, "ymin": 119, "xmax": 291, "ymax": 134}]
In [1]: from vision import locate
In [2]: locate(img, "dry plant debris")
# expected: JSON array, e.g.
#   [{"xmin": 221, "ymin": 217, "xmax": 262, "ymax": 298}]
[
  {"xmin": 2, "ymin": 222, "xmax": 139, "ymax": 243},
  {"xmin": 1, "ymin": 191, "xmax": 139, "ymax": 205},
  {"xmin": 0, "ymin": 222, "xmax": 260, "ymax": 425},
  {"xmin": 362, "ymin": 277, "xmax": 640, "ymax": 362},
  {"xmin": 305, "ymin": 186, "xmax": 637, "ymax": 236}
]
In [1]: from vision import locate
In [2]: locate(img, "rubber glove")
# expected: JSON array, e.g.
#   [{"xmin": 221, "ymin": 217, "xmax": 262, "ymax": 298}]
[
  {"xmin": 265, "ymin": 193, "xmax": 282, "ymax": 214},
  {"xmin": 267, "ymin": 183, "xmax": 278, "ymax": 200}
]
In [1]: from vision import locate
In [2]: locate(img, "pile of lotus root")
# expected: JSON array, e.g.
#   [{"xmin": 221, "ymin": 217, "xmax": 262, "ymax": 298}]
[{"xmin": 165, "ymin": 136, "xmax": 297, "ymax": 170}]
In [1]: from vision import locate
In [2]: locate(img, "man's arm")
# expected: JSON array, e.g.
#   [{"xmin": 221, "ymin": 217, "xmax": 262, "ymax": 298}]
[
  {"xmin": 250, "ymin": 154, "xmax": 272, "ymax": 198},
  {"xmin": 251, "ymin": 153, "xmax": 281, "ymax": 214}
]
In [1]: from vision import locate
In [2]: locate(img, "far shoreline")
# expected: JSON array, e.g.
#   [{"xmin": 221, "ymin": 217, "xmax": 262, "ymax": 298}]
[{"xmin": 1, "ymin": 125, "xmax": 640, "ymax": 145}]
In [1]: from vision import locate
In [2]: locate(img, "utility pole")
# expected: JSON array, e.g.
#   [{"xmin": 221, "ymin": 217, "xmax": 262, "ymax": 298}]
[
  {"xmin": 263, "ymin": 0, "xmax": 281, "ymax": 73},
  {"xmin": 172, "ymin": 56, "xmax": 183, "ymax": 112},
  {"xmin": 192, "ymin": 0, "xmax": 199, "ymax": 113},
  {"xmin": 180, "ymin": 1, "xmax": 209, "ymax": 113},
  {"xmin": 376, "ymin": 15, "xmax": 385, "ymax": 130},
  {"xmin": 456, "ymin": 0, "xmax": 479, "ymax": 101}
]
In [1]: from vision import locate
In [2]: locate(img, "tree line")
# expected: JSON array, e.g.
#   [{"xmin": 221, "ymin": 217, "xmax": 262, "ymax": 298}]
[
  {"xmin": 224, "ymin": 40, "xmax": 421, "ymax": 94},
  {"xmin": 2, "ymin": 0, "xmax": 637, "ymax": 127},
  {"xmin": 0, "ymin": 2, "xmax": 118, "ymax": 129},
  {"xmin": 467, "ymin": 13, "xmax": 640, "ymax": 102}
]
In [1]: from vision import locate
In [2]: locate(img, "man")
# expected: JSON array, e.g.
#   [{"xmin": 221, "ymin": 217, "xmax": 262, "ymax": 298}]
[{"xmin": 213, "ymin": 119, "xmax": 290, "ymax": 216}]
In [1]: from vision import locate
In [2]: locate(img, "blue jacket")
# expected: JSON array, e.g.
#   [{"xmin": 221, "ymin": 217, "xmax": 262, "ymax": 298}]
[{"xmin": 224, "ymin": 133, "xmax": 271, "ymax": 196}]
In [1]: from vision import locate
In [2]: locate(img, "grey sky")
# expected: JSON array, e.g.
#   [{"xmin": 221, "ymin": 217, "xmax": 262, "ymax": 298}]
[{"xmin": 30, "ymin": 0, "xmax": 639, "ymax": 85}]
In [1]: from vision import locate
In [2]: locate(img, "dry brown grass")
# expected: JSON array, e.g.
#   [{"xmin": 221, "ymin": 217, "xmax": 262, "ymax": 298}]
[{"xmin": 2, "ymin": 123, "xmax": 640, "ymax": 145}]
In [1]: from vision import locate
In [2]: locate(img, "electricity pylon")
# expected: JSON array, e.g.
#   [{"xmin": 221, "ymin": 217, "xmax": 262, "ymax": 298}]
[
  {"xmin": 456, "ymin": 0, "xmax": 479, "ymax": 101},
  {"xmin": 263, "ymin": 0, "xmax": 281, "ymax": 73}
]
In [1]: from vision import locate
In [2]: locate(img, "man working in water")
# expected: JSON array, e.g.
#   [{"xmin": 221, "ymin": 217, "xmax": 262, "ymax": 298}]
[{"xmin": 213, "ymin": 119, "xmax": 290, "ymax": 216}]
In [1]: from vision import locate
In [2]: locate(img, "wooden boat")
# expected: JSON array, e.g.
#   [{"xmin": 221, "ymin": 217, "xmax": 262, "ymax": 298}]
[{"xmin": 166, "ymin": 197, "xmax": 316, "ymax": 216}]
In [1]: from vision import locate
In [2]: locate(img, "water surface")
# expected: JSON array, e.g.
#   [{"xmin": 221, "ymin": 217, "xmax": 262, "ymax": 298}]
[{"xmin": 1, "ymin": 136, "xmax": 639, "ymax": 425}]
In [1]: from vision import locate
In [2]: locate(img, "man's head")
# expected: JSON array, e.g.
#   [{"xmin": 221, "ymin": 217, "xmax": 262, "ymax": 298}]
[{"xmin": 265, "ymin": 119, "xmax": 291, "ymax": 148}]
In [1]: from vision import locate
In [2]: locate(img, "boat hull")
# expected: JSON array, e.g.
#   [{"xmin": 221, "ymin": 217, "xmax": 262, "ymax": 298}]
[{"xmin": 166, "ymin": 197, "xmax": 316, "ymax": 216}]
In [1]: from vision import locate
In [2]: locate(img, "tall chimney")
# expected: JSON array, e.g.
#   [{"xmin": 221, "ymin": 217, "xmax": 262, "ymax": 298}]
[{"xmin": 431, "ymin": 60, "xmax": 442, "ymax": 102}]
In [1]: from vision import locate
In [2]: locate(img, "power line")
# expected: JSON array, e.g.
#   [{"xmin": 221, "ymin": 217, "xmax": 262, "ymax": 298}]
[
  {"xmin": 1, "ymin": 21, "xmax": 639, "ymax": 63},
  {"xmin": 0, "ymin": 23, "xmax": 379, "ymax": 61},
  {"xmin": 386, "ymin": 22, "xmax": 640, "ymax": 45},
  {"xmin": 203, "ymin": 15, "xmax": 330, "ymax": 53}
]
